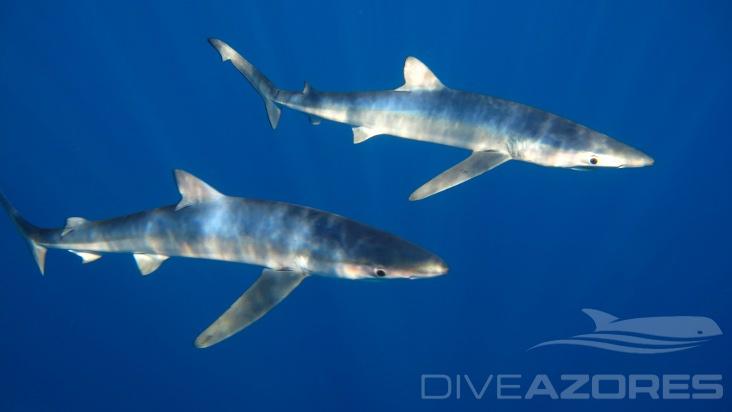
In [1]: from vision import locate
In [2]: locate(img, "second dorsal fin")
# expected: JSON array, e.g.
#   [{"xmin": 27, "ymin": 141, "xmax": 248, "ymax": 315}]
[
  {"xmin": 396, "ymin": 57, "xmax": 445, "ymax": 91},
  {"xmin": 62, "ymin": 217, "xmax": 90, "ymax": 237},
  {"xmin": 174, "ymin": 170, "xmax": 225, "ymax": 211}
]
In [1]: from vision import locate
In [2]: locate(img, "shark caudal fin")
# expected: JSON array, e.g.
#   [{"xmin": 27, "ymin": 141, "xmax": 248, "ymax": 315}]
[
  {"xmin": 0, "ymin": 192, "xmax": 47, "ymax": 274},
  {"xmin": 208, "ymin": 38, "xmax": 282, "ymax": 129}
]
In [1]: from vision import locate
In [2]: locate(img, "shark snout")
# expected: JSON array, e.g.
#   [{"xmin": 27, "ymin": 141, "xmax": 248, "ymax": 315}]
[
  {"xmin": 414, "ymin": 256, "xmax": 449, "ymax": 278},
  {"xmin": 428, "ymin": 257, "xmax": 449, "ymax": 276},
  {"xmin": 622, "ymin": 148, "xmax": 655, "ymax": 168},
  {"xmin": 637, "ymin": 152, "xmax": 654, "ymax": 167}
]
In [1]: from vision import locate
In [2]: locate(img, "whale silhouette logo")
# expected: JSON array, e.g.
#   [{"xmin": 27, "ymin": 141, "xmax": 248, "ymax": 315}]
[{"xmin": 531, "ymin": 309, "xmax": 723, "ymax": 354}]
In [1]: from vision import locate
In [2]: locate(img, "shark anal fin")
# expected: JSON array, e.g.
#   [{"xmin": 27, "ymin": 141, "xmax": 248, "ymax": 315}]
[
  {"xmin": 582, "ymin": 308, "xmax": 619, "ymax": 331},
  {"xmin": 397, "ymin": 57, "xmax": 445, "ymax": 91},
  {"xmin": 62, "ymin": 217, "xmax": 90, "ymax": 237},
  {"xmin": 174, "ymin": 170, "xmax": 225, "ymax": 211},
  {"xmin": 353, "ymin": 126, "xmax": 381, "ymax": 144},
  {"xmin": 133, "ymin": 253, "xmax": 169, "ymax": 275},
  {"xmin": 195, "ymin": 269, "xmax": 307, "ymax": 348},
  {"xmin": 70, "ymin": 250, "xmax": 102, "ymax": 264},
  {"xmin": 409, "ymin": 151, "xmax": 511, "ymax": 201}
]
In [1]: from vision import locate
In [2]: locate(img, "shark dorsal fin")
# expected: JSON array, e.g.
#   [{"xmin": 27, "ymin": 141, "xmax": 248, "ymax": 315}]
[
  {"xmin": 397, "ymin": 57, "xmax": 445, "ymax": 91},
  {"xmin": 174, "ymin": 170, "xmax": 224, "ymax": 211},
  {"xmin": 582, "ymin": 308, "xmax": 619, "ymax": 330}
]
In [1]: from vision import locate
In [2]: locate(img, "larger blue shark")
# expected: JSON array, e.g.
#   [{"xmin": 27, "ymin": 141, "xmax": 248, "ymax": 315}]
[
  {"xmin": 209, "ymin": 39, "xmax": 654, "ymax": 200},
  {"xmin": 1, "ymin": 170, "xmax": 447, "ymax": 348}
]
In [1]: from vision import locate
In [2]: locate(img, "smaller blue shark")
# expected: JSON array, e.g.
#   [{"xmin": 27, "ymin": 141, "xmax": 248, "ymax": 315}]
[{"xmin": 531, "ymin": 309, "xmax": 723, "ymax": 354}]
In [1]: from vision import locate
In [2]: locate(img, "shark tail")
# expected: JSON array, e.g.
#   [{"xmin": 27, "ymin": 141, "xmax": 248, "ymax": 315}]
[
  {"xmin": 0, "ymin": 192, "xmax": 46, "ymax": 275},
  {"xmin": 208, "ymin": 38, "xmax": 282, "ymax": 129}
]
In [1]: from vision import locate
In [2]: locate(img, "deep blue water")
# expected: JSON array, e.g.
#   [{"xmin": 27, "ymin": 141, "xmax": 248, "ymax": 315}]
[{"xmin": 1, "ymin": 1, "xmax": 730, "ymax": 411}]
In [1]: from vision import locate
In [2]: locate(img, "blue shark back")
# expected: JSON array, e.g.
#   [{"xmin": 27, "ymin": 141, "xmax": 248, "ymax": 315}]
[{"xmin": 282, "ymin": 88, "xmax": 599, "ymax": 155}]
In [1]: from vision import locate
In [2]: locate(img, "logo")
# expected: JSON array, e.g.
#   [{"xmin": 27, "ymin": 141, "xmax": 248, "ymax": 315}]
[
  {"xmin": 530, "ymin": 308, "xmax": 723, "ymax": 354},
  {"xmin": 420, "ymin": 374, "xmax": 724, "ymax": 400}
]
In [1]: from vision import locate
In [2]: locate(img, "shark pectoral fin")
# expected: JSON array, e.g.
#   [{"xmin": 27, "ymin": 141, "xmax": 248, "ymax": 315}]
[
  {"xmin": 70, "ymin": 250, "xmax": 102, "ymax": 264},
  {"xmin": 133, "ymin": 253, "xmax": 169, "ymax": 275},
  {"xmin": 409, "ymin": 151, "xmax": 511, "ymax": 201},
  {"xmin": 582, "ymin": 308, "xmax": 619, "ymax": 330},
  {"xmin": 174, "ymin": 170, "xmax": 225, "ymax": 211},
  {"xmin": 195, "ymin": 269, "xmax": 307, "ymax": 348},
  {"xmin": 61, "ymin": 217, "xmax": 90, "ymax": 237},
  {"xmin": 353, "ymin": 126, "xmax": 381, "ymax": 144},
  {"xmin": 397, "ymin": 57, "xmax": 445, "ymax": 91}
]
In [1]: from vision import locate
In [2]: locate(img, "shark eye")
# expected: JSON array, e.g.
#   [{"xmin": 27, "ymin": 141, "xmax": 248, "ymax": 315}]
[
  {"xmin": 590, "ymin": 157, "xmax": 598, "ymax": 165},
  {"xmin": 375, "ymin": 269, "xmax": 386, "ymax": 277}
]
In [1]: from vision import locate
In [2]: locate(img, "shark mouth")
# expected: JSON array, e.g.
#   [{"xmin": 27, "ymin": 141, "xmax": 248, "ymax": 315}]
[{"xmin": 530, "ymin": 332, "xmax": 709, "ymax": 354}]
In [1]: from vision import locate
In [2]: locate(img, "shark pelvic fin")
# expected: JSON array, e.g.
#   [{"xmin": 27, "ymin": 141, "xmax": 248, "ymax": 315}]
[
  {"xmin": 70, "ymin": 250, "xmax": 102, "ymax": 264},
  {"xmin": 174, "ymin": 170, "xmax": 225, "ymax": 211},
  {"xmin": 397, "ymin": 57, "xmax": 445, "ymax": 91},
  {"xmin": 353, "ymin": 126, "xmax": 381, "ymax": 144},
  {"xmin": 195, "ymin": 269, "xmax": 307, "ymax": 348},
  {"xmin": 409, "ymin": 151, "xmax": 511, "ymax": 201},
  {"xmin": 62, "ymin": 217, "xmax": 90, "ymax": 237},
  {"xmin": 582, "ymin": 309, "xmax": 619, "ymax": 330},
  {"xmin": 309, "ymin": 116, "xmax": 322, "ymax": 126},
  {"xmin": 133, "ymin": 253, "xmax": 169, "ymax": 276}
]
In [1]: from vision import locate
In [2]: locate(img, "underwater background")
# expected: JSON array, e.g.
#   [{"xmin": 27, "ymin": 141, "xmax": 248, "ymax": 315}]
[{"xmin": 0, "ymin": 0, "xmax": 730, "ymax": 410}]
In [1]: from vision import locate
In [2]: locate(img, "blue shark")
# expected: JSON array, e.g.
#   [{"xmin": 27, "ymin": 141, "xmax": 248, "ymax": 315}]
[
  {"xmin": 1, "ymin": 170, "xmax": 447, "ymax": 348},
  {"xmin": 209, "ymin": 39, "xmax": 654, "ymax": 200}
]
